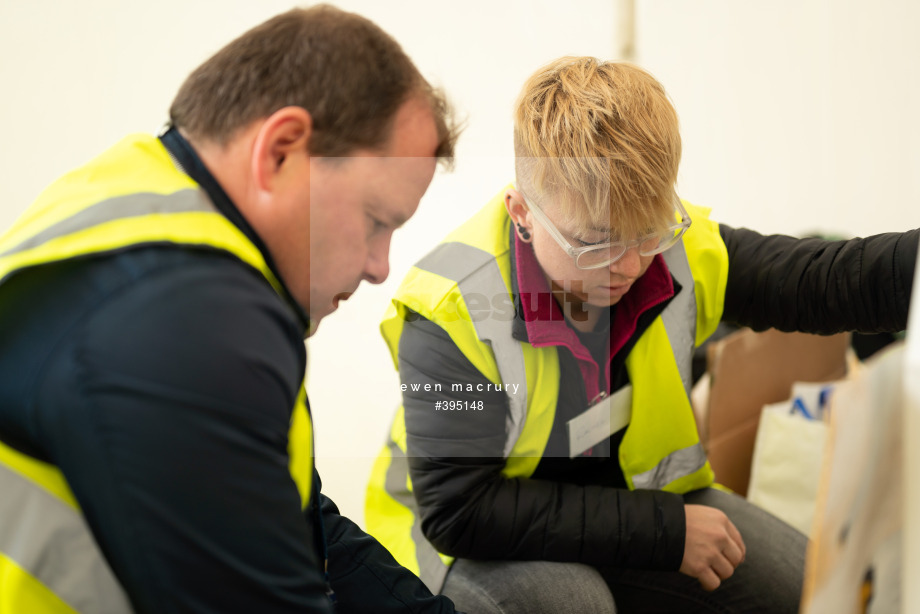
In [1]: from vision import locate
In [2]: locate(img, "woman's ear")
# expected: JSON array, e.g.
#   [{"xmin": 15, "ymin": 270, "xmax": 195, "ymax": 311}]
[
  {"xmin": 505, "ymin": 188, "xmax": 534, "ymax": 243},
  {"xmin": 252, "ymin": 106, "xmax": 313, "ymax": 192},
  {"xmin": 505, "ymin": 188, "xmax": 531, "ymax": 226}
]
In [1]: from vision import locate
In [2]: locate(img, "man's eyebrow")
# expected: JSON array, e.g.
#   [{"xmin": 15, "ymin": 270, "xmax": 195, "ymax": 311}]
[{"xmin": 368, "ymin": 200, "xmax": 409, "ymax": 228}]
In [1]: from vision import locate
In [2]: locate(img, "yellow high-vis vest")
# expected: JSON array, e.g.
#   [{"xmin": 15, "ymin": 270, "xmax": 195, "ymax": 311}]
[
  {"xmin": 365, "ymin": 187, "xmax": 729, "ymax": 592},
  {"xmin": 0, "ymin": 134, "xmax": 314, "ymax": 613}
]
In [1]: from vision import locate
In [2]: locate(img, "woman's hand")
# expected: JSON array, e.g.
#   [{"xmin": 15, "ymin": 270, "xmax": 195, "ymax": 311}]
[{"xmin": 680, "ymin": 504, "xmax": 747, "ymax": 591}]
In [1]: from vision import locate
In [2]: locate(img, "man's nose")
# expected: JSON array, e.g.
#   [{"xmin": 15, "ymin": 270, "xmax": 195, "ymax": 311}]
[{"xmin": 363, "ymin": 236, "xmax": 391, "ymax": 285}]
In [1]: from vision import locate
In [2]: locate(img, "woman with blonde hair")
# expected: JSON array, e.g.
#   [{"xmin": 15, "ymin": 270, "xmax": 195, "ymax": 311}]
[{"xmin": 366, "ymin": 56, "xmax": 917, "ymax": 613}]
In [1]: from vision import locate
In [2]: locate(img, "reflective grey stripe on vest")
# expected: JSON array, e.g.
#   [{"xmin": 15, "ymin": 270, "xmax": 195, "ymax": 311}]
[
  {"xmin": 631, "ymin": 442, "xmax": 708, "ymax": 490},
  {"xmin": 0, "ymin": 464, "xmax": 132, "ymax": 612},
  {"xmin": 383, "ymin": 440, "xmax": 450, "ymax": 593},
  {"xmin": 661, "ymin": 241, "xmax": 696, "ymax": 396},
  {"xmin": 415, "ymin": 239, "xmax": 704, "ymax": 490},
  {"xmin": 0, "ymin": 189, "xmax": 215, "ymax": 260},
  {"xmin": 636, "ymin": 240, "xmax": 705, "ymax": 489},
  {"xmin": 415, "ymin": 242, "xmax": 528, "ymax": 458}
]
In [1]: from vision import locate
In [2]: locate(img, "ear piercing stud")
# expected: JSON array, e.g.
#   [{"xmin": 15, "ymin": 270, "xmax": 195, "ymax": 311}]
[{"xmin": 507, "ymin": 194, "xmax": 531, "ymax": 240}]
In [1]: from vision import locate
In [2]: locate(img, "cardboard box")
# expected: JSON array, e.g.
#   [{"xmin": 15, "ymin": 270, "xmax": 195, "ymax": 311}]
[{"xmin": 702, "ymin": 328, "xmax": 850, "ymax": 496}]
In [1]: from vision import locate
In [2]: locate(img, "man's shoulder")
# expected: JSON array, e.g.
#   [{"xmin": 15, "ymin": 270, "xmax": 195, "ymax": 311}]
[
  {"xmin": 1, "ymin": 245, "xmax": 306, "ymax": 450},
  {"xmin": 82, "ymin": 246, "xmax": 302, "ymax": 350},
  {"xmin": 56, "ymin": 246, "xmax": 290, "ymax": 322},
  {"xmin": 6, "ymin": 245, "xmax": 304, "ymax": 385}
]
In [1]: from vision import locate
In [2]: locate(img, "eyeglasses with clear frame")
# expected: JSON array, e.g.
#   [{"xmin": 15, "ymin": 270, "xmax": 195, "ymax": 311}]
[{"xmin": 522, "ymin": 193, "xmax": 692, "ymax": 270}]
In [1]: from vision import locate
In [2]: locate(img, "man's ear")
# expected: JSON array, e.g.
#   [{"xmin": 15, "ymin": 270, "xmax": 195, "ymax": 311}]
[
  {"xmin": 252, "ymin": 106, "xmax": 312, "ymax": 192},
  {"xmin": 504, "ymin": 188, "xmax": 532, "ymax": 229}
]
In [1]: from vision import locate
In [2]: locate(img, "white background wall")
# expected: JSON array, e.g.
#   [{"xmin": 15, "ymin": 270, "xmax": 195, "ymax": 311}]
[{"xmin": 1, "ymin": 0, "xmax": 917, "ymax": 526}]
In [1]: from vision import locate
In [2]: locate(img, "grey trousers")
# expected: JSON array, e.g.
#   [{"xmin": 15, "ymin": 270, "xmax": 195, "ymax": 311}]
[{"xmin": 441, "ymin": 488, "xmax": 807, "ymax": 614}]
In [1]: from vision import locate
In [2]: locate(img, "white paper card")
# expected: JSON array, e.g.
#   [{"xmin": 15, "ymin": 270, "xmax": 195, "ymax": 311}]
[{"xmin": 567, "ymin": 385, "xmax": 632, "ymax": 458}]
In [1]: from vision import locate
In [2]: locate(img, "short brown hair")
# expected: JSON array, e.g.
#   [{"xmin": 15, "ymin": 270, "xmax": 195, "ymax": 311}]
[
  {"xmin": 514, "ymin": 57, "xmax": 681, "ymax": 239},
  {"xmin": 170, "ymin": 5, "xmax": 457, "ymax": 163}
]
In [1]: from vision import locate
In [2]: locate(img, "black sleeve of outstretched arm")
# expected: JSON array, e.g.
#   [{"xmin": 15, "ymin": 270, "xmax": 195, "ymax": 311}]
[
  {"xmin": 399, "ymin": 315, "xmax": 686, "ymax": 572},
  {"xmin": 720, "ymin": 225, "xmax": 919, "ymax": 333},
  {"xmin": 320, "ymin": 486, "xmax": 462, "ymax": 613}
]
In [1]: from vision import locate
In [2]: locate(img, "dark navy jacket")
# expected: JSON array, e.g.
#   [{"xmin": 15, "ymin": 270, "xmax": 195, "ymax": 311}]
[{"xmin": 0, "ymin": 130, "xmax": 460, "ymax": 614}]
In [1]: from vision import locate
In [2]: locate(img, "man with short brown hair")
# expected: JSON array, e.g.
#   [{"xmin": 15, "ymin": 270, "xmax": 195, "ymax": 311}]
[{"xmin": 0, "ymin": 5, "xmax": 461, "ymax": 612}]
